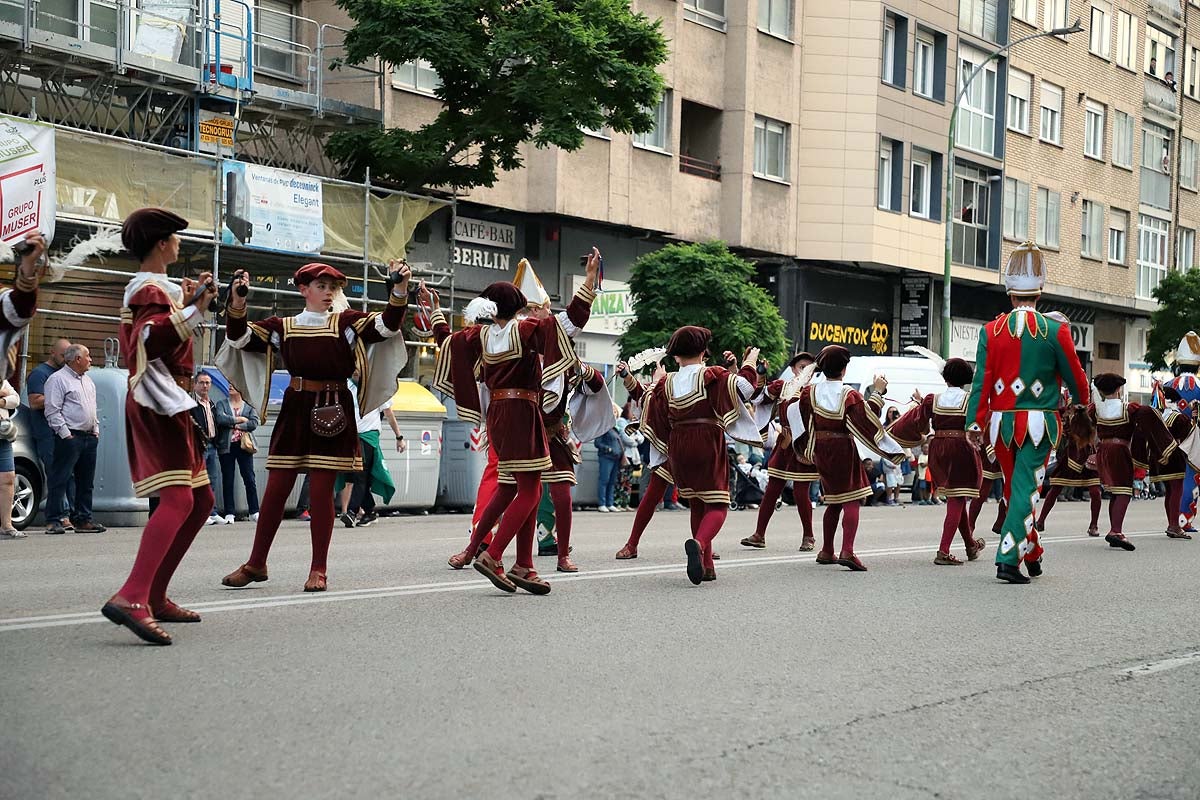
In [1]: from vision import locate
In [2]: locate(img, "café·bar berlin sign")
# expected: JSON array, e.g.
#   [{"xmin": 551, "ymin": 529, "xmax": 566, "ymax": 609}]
[{"xmin": 453, "ymin": 215, "xmax": 516, "ymax": 271}]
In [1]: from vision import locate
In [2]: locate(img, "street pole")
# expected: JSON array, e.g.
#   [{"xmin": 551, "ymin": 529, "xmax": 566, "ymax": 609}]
[{"xmin": 941, "ymin": 20, "xmax": 1084, "ymax": 358}]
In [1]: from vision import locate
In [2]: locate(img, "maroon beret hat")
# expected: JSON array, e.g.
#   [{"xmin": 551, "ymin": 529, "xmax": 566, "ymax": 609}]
[
  {"xmin": 666, "ymin": 325, "xmax": 712, "ymax": 358},
  {"xmin": 295, "ymin": 263, "xmax": 347, "ymax": 285},
  {"xmin": 121, "ymin": 207, "xmax": 188, "ymax": 260}
]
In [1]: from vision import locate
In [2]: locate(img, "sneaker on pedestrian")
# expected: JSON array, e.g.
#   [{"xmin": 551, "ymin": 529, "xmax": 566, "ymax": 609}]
[
  {"xmin": 340, "ymin": 512, "xmax": 357, "ymax": 528},
  {"xmin": 597, "ymin": 506, "xmax": 611, "ymax": 513},
  {"xmin": 250, "ymin": 512, "xmax": 259, "ymax": 522},
  {"xmin": 223, "ymin": 514, "xmax": 234, "ymax": 525},
  {"xmin": 299, "ymin": 510, "xmax": 311, "ymax": 522},
  {"xmin": 206, "ymin": 515, "xmax": 221, "ymax": 526}
]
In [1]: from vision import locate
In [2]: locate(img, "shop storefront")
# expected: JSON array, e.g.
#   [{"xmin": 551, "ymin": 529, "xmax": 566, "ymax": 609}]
[{"xmin": 765, "ymin": 263, "xmax": 896, "ymax": 356}]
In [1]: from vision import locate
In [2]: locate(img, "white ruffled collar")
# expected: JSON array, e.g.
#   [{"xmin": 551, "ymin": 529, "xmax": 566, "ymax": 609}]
[
  {"xmin": 1096, "ymin": 397, "xmax": 1125, "ymax": 420},
  {"xmin": 671, "ymin": 363, "xmax": 703, "ymax": 399},
  {"xmin": 485, "ymin": 319, "xmax": 519, "ymax": 355},
  {"xmin": 123, "ymin": 272, "xmax": 182, "ymax": 308},
  {"xmin": 935, "ymin": 386, "xmax": 967, "ymax": 409},
  {"xmin": 814, "ymin": 380, "xmax": 847, "ymax": 412}
]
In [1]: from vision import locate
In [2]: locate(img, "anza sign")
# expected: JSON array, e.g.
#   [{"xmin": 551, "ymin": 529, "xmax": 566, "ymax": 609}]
[{"xmin": 804, "ymin": 302, "xmax": 891, "ymax": 355}]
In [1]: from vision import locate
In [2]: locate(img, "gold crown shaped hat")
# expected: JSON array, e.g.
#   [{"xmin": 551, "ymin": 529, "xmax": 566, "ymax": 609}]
[
  {"xmin": 1004, "ymin": 241, "xmax": 1045, "ymax": 297},
  {"xmin": 513, "ymin": 258, "xmax": 551, "ymax": 308}
]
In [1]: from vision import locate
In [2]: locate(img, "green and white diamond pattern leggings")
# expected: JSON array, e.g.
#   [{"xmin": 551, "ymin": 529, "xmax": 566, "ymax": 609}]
[{"xmin": 993, "ymin": 434, "xmax": 1052, "ymax": 568}]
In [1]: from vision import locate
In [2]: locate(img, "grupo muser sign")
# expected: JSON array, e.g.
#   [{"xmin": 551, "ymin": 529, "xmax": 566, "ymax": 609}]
[{"xmin": 804, "ymin": 301, "xmax": 891, "ymax": 356}]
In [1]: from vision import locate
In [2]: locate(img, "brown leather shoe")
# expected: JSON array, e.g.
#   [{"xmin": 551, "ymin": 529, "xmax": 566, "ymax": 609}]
[
  {"xmin": 75, "ymin": 521, "xmax": 107, "ymax": 533},
  {"xmin": 1166, "ymin": 528, "xmax": 1193, "ymax": 539},
  {"xmin": 557, "ymin": 556, "xmax": 579, "ymax": 573},
  {"xmin": 966, "ymin": 537, "xmax": 987, "ymax": 561},
  {"xmin": 448, "ymin": 547, "xmax": 474, "ymax": 569},
  {"xmin": 303, "ymin": 571, "xmax": 327, "ymax": 592},
  {"xmin": 837, "ymin": 551, "xmax": 868, "ymax": 571},
  {"xmin": 151, "ymin": 599, "xmax": 201, "ymax": 623},
  {"xmin": 933, "ymin": 551, "xmax": 963, "ymax": 566},
  {"xmin": 815, "ymin": 550, "xmax": 837, "ymax": 564},
  {"xmin": 222, "ymin": 563, "xmax": 268, "ymax": 588},
  {"xmin": 473, "ymin": 551, "xmax": 517, "ymax": 593},
  {"xmin": 507, "ymin": 565, "xmax": 551, "ymax": 595},
  {"xmin": 615, "ymin": 544, "xmax": 638, "ymax": 560},
  {"xmin": 701, "ymin": 567, "xmax": 716, "ymax": 582},
  {"xmin": 101, "ymin": 595, "xmax": 171, "ymax": 645},
  {"xmin": 799, "ymin": 536, "xmax": 816, "ymax": 552},
  {"xmin": 740, "ymin": 533, "xmax": 766, "ymax": 549}
]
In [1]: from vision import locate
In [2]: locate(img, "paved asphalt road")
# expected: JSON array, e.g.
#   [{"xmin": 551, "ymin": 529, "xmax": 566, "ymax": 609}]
[{"xmin": 2, "ymin": 498, "xmax": 1198, "ymax": 800}]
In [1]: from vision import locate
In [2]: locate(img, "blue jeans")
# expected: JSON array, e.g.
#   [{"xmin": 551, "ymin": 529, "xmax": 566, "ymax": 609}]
[
  {"xmin": 33, "ymin": 427, "xmax": 73, "ymax": 522},
  {"xmin": 597, "ymin": 456, "xmax": 620, "ymax": 508},
  {"xmin": 47, "ymin": 432, "xmax": 97, "ymax": 523},
  {"xmin": 204, "ymin": 445, "xmax": 220, "ymax": 516},
  {"xmin": 218, "ymin": 448, "xmax": 260, "ymax": 517}
]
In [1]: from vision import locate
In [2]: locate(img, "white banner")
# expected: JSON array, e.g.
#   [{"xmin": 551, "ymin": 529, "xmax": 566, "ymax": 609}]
[
  {"xmin": 221, "ymin": 161, "xmax": 323, "ymax": 254},
  {"xmin": 571, "ymin": 275, "xmax": 634, "ymax": 335},
  {"xmin": 0, "ymin": 115, "xmax": 55, "ymax": 245},
  {"xmin": 948, "ymin": 318, "xmax": 987, "ymax": 362}
]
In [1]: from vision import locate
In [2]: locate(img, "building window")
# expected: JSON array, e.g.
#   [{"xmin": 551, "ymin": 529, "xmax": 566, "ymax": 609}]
[
  {"xmin": 1109, "ymin": 208, "xmax": 1128, "ymax": 265},
  {"xmin": 1014, "ymin": 0, "xmax": 1037, "ymax": 25},
  {"xmin": 882, "ymin": 13, "xmax": 908, "ymax": 88},
  {"xmin": 256, "ymin": 0, "xmax": 298, "ymax": 77},
  {"xmin": 1112, "ymin": 110, "xmax": 1134, "ymax": 168},
  {"xmin": 1039, "ymin": 81, "xmax": 1062, "ymax": 146},
  {"xmin": 1082, "ymin": 200, "xmax": 1105, "ymax": 259},
  {"xmin": 1141, "ymin": 123, "xmax": 1173, "ymax": 211},
  {"xmin": 1181, "ymin": 137, "xmax": 1198, "ymax": 190},
  {"xmin": 878, "ymin": 138, "xmax": 902, "ymax": 211},
  {"xmin": 1179, "ymin": 228, "xmax": 1196, "ymax": 270},
  {"xmin": 911, "ymin": 149, "xmax": 933, "ymax": 219},
  {"xmin": 1036, "ymin": 187, "xmax": 1061, "ymax": 249},
  {"xmin": 684, "ymin": 0, "xmax": 726, "ymax": 31},
  {"xmin": 959, "ymin": 0, "xmax": 999, "ymax": 44},
  {"xmin": 953, "ymin": 163, "xmax": 991, "ymax": 268},
  {"xmin": 914, "ymin": 30, "xmax": 935, "ymax": 99},
  {"xmin": 392, "ymin": 59, "xmax": 441, "ymax": 94},
  {"xmin": 633, "ymin": 91, "xmax": 671, "ymax": 152},
  {"xmin": 1089, "ymin": 2, "xmax": 1111, "ymax": 59},
  {"xmin": 1044, "ymin": 0, "xmax": 1068, "ymax": 31},
  {"xmin": 1188, "ymin": 46, "xmax": 1200, "ymax": 100},
  {"xmin": 1007, "ymin": 69, "xmax": 1031, "ymax": 134},
  {"xmin": 753, "ymin": 116, "xmax": 789, "ymax": 181},
  {"xmin": 1003, "ymin": 177, "xmax": 1029, "ymax": 241},
  {"xmin": 758, "ymin": 0, "xmax": 791, "ymax": 37},
  {"xmin": 1084, "ymin": 101, "xmax": 1105, "ymax": 160},
  {"xmin": 957, "ymin": 46, "xmax": 997, "ymax": 156},
  {"xmin": 1117, "ymin": 11, "xmax": 1137, "ymax": 71},
  {"xmin": 1137, "ymin": 215, "xmax": 1170, "ymax": 299},
  {"xmin": 1146, "ymin": 25, "xmax": 1176, "ymax": 80}
]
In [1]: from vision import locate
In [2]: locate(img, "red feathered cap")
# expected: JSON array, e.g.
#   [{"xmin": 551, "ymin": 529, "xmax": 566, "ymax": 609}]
[
  {"xmin": 815, "ymin": 345, "xmax": 851, "ymax": 376},
  {"xmin": 666, "ymin": 325, "xmax": 712, "ymax": 358},
  {"xmin": 1093, "ymin": 372, "xmax": 1126, "ymax": 395},
  {"xmin": 942, "ymin": 357, "xmax": 974, "ymax": 388},
  {"xmin": 121, "ymin": 207, "xmax": 188, "ymax": 260},
  {"xmin": 480, "ymin": 282, "xmax": 528, "ymax": 320},
  {"xmin": 295, "ymin": 263, "xmax": 347, "ymax": 286}
]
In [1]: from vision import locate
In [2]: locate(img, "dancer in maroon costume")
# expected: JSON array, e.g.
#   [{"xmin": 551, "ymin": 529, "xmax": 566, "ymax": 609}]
[
  {"xmin": 1036, "ymin": 401, "xmax": 1102, "ymax": 537},
  {"xmin": 642, "ymin": 327, "xmax": 761, "ymax": 584},
  {"xmin": 1145, "ymin": 385, "xmax": 1194, "ymax": 539},
  {"xmin": 792, "ymin": 346, "xmax": 906, "ymax": 571},
  {"xmin": 1090, "ymin": 372, "xmax": 1177, "ymax": 551},
  {"xmin": 430, "ymin": 256, "xmax": 598, "ymax": 594},
  {"xmin": 740, "ymin": 352, "xmax": 818, "ymax": 551},
  {"xmin": 102, "ymin": 209, "xmax": 214, "ymax": 645},
  {"xmin": 614, "ymin": 361, "xmax": 672, "ymax": 560},
  {"xmin": 888, "ymin": 358, "xmax": 987, "ymax": 565},
  {"xmin": 220, "ymin": 262, "xmax": 409, "ymax": 592}
]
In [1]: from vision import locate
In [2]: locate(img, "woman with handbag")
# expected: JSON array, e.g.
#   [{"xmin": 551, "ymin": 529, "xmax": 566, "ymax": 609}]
[
  {"xmin": 219, "ymin": 261, "xmax": 410, "ymax": 592},
  {"xmin": 219, "ymin": 385, "xmax": 260, "ymax": 523}
]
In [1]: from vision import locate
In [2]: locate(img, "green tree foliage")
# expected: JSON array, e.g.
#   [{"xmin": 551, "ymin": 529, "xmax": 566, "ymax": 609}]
[
  {"xmin": 1145, "ymin": 268, "xmax": 1200, "ymax": 368},
  {"xmin": 618, "ymin": 242, "xmax": 789, "ymax": 372},
  {"xmin": 327, "ymin": 0, "xmax": 668, "ymax": 192}
]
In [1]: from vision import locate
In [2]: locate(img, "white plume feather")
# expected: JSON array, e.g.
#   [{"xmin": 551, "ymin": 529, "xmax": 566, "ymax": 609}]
[
  {"xmin": 43, "ymin": 228, "xmax": 124, "ymax": 282},
  {"xmin": 465, "ymin": 297, "xmax": 498, "ymax": 323},
  {"xmin": 782, "ymin": 362, "xmax": 817, "ymax": 400},
  {"xmin": 330, "ymin": 287, "xmax": 350, "ymax": 313},
  {"xmin": 904, "ymin": 344, "xmax": 946, "ymax": 371},
  {"xmin": 627, "ymin": 347, "xmax": 667, "ymax": 372}
]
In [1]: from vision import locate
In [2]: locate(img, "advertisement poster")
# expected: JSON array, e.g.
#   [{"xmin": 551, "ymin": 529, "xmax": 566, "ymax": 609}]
[
  {"xmin": 0, "ymin": 115, "xmax": 55, "ymax": 246},
  {"xmin": 222, "ymin": 161, "xmax": 324, "ymax": 254}
]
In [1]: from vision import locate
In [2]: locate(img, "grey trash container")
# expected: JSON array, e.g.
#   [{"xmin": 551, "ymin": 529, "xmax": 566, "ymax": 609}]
[{"xmin": 436, "ymin": 395, "xmax": 487, "ymax": 510}]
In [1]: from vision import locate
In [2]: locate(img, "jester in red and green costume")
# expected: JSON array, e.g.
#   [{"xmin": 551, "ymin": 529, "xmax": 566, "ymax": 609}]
[{"xmin": 965, "ymin": 242, "xmax": 1090, "ymax": 584}]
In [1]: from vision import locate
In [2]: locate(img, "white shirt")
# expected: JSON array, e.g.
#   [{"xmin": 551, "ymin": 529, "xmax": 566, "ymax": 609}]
[{"xmin": 348, "ymin": 381, "xmax": 386, "ymax": 434}]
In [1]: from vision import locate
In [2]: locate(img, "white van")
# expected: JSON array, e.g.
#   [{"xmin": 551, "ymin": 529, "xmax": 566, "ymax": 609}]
[{"xmin": 816, "ymin": 355, "xmax": 948, "ymax": 458}]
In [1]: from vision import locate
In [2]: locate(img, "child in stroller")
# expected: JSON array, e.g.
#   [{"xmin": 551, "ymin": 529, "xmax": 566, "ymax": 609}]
[{"xmin": 729, "ymin": 449, "xmax": 766, "ymax": 510}]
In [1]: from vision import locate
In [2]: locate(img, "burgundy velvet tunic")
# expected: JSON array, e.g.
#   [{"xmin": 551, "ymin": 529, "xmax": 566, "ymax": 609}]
[
  {"xmin": 625, "ymin": 375, "xmax": 674, "ymax": 485},
  {"xmin": 759, "ymin": 379, "xmax": 818, "ymax": 483},
  {"xmin": 888, "ymin": 389, "xmax": 982, "ymax": 498},
  {"xmin": 795, "ymin": 384, "xmax": 896, "ymax": 505},
  {"xmin": 1092, "ymin": 400, "xmax": 1176, "ymax": 495}
]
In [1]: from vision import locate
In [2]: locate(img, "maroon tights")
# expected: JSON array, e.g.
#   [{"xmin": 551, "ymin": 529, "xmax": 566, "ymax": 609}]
[
  {"xmin": 938, "ymin": 497, "xmax": 975, "ymax": 554},
  {"xmin": 821, "ymin": 501, "xmax": 861, "ymax": 555},
  {"xmin": 478, "ymin": 471, "xmax": 541, "ymax": 569},
  {"xmin": 1038, "ymin": 485, "xmax": 1101, "ymax": 530},
  {"xmin": 969, "ymin": 479, "xmax": 1007, "ymax": 533},
  {"xmin": 689, "ymin": 501, "xmax": 728, "ymax": 570},
  {"xmin": 117, "ymin": 484, "xmax": 214, "ymax": 612},
  {"xmin": 248, "ymin": 468, "xmax": 336, "ymax": 573},
  {"xmin": 1164, "ymin": 479, "xmax": 1184, "ymax": 530},
  {"xmin": 754, "ymin": 477, "xmax": 813, "ymax": 539},
  {"xmin": 1108, "ymin": 494, "xmax": 1131, "ymax": 535},
  {"xmin": 625, "ymin": 471, "xmax": 668, "ymax": 549}
]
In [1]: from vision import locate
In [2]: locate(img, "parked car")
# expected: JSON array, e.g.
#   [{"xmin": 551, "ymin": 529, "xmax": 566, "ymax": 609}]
[{"xmin": 10, "ymin": 405, "xmax": 45, "ymax": 531}]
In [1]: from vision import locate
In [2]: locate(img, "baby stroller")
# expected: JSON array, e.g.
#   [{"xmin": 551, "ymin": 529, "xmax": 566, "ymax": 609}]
[{"xmin": 728, "ymin": 448, "xmax": 765, "ymax": 510}]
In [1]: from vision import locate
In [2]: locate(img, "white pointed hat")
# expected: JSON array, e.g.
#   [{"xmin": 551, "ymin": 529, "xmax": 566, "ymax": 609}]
[
  {"xmin": 1004, "ymin": 241, "xmax": 1046, "ymax": 297},
  {"xmin": 1176, "ymin": 331, "xmax": 1200, "ymax": 366},
  {"xmin": 514, "ymin": 258, "xmax": 551, "ymax": 308}
]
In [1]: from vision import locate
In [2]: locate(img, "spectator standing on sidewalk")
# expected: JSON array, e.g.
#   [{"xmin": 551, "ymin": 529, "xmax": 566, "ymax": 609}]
[
  {"xmin": 220, "ymin": 385, "xmax": 260, "ymax": 523},
  {"xmin": 595, "ymin": 424, "xmax": 622, "ymax": 512},
  {"xmin": 0, "ymin": 378, "xmax": 22, "ymax": 538},
  {"xmin": 43, "ymin": 344, "xmax": 104, "ymax": 534},
  {"xmin": 190, "ymin": 373, "xmax": 234, "ymax": 525},
  {"xmin": 26, "ymin": 338, "xmax": 71, "ymax": 528}
]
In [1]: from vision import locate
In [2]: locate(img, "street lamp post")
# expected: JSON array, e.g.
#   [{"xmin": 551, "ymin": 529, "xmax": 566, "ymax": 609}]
[{"xmin": 940, "ymin": 19, "xmax": 1084, "ymax": 358}]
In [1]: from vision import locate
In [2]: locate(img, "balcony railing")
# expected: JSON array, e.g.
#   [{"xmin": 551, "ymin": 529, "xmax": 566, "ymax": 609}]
[
  {"xmin": 1148, "ymin": 0, "xmax": 1183, "ymax": 24},
  {"xmin": 679, "ymin": 154, "xmax": 721, "ymax": 180},
  {"xmin": 1145, "ymin": 78, "xmax": 1179, "ymax": 116},
  {"xmin": 1141, "ymin": 166, "xmax": 1172, "ymax": 211}
]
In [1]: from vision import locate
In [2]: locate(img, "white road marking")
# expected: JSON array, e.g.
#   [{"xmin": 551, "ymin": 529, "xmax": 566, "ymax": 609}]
[
  {"xmin": 0, "ymin": 529, "xmax": 1171, "ymax": 633},
  {"xmin": 1119, "ymin": 651, "xmax": 1200, "ymax": 677}
]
